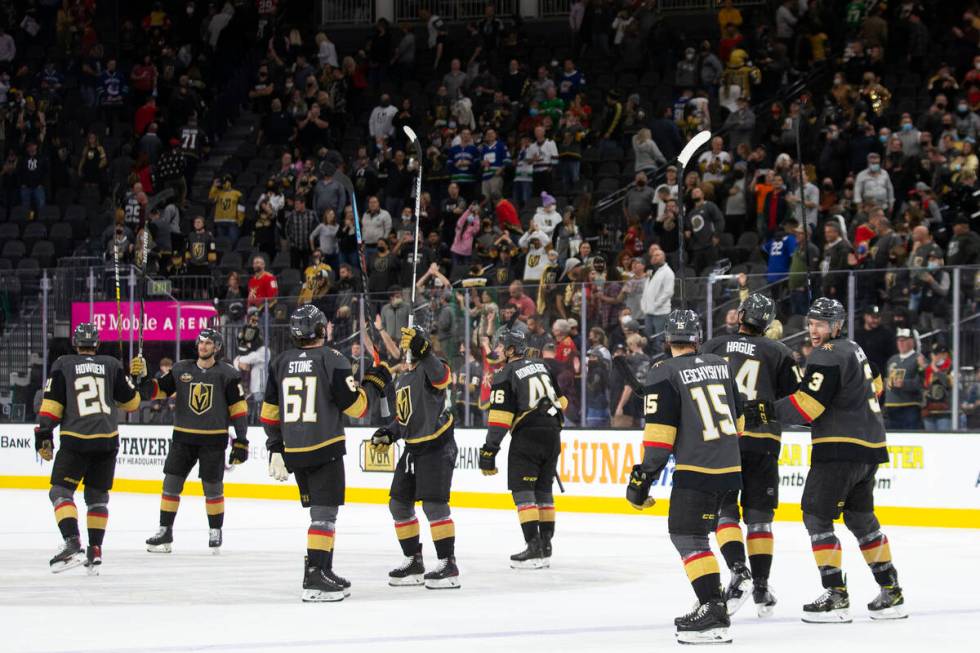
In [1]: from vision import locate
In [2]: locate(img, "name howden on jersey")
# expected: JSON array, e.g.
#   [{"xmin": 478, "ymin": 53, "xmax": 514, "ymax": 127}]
[{"xmin": 73, "ymin": 362, "xmax": 106, "ymax": 376}]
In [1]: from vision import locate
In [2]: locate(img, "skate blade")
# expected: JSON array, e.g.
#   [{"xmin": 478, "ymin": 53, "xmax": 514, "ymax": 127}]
[
  {"xmin": 84, "ymin": 562, "xmax": 101, "ymax": 576},
  {"xmin": 389, "ymin": 575, "xmax": 425, "ymax": 587},
  {"xmin": 210, "ymin": 547, "xmax": 221, "ymax": 556},
  {"xmin": 676, "ymin": 627, "xmax": 732, "ymax": 645},
  {"xmin": 869, "ymin": 605, "xmax": 908, "ymax": 620},
  {"xmin": 50, "ymin": 554, "xmax": 85, "ymax": 574},
  {"xmin": 756, "ymin": 601, "xmax": 776, "ymax": 618},
  {"xmin": 510, "ymin": 559, "xmax": 547, "ymax": 570},
  {"xmin": 146, "ymin": 543, "xmax": 173, "ymax": 553},
  {"xmin": 301, "ymin": 588, "xmax": 346, "ymax": 602},
  {"xmin": 342, "ymin": 587, "xmax": 352, "ymax": 597},
  {"xmin": 802, "ymin": 608, "xmax": 852, "ymax": 623},
  {"xmin": 725, "ymin": 579, "xmax": 752, "ymax": 615},
  {"xmin": 424, "ymin": 576, "xmax": 461, "ymax": 590}
]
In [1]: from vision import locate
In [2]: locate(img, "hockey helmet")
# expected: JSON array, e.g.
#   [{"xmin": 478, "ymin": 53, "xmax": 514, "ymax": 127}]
[
  {"xmin": 196, "ymin": 327, "xmax": 224, "ymax": 353},
  {"xmin": 494, "ymin": 327, "xmax": 527, "ymax": 357},
  {"xmin": 289, "ymin": 304, "xmax": 328, "ymax": 343},
  {"xmin": 738, "ymin": 293, "xmax": 775, "ymax": 331},
  {"xmin": 807, "ymin": 297, "xmax": 845, "ymax": 332},
  {"xmin": 665, "ymin": 309, "xmax": 702, "ymax": 345},
  {"xmin": 72, "ymin": 322, "xmax": 100, "ymax": 350}
]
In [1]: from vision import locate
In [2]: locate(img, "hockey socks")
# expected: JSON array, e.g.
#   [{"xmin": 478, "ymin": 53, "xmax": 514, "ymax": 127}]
[
  {"xmin": 53, "ymin": 498, "xmax": 79, "ymax": 540},
  {"xmin": 159, "ymin": 494, "xmax": 180, "ymax": 528},
  {"xmin": 87, "ymin": 506, "xmax": 108, "ymax": 547},
  {"xmin": 517, "ymin": 503, "xmax": 540, "ymax": 542},
  {"xmin": 307, "ymin": 522, "xmax": 335, "ymax": 570},
  {"xmin": 810, "ymin": 531, "xmax": 844, "ymax": 589},
  {"xmin": 715, "ymin": 520, "xmax": 746, "ymax": 569},
  {"xmin": 538, "ymin": 503, "xmax": 555, "ymax": 542},
  {"xmin": 746, "ymin": 523, "xmax": 774, "ymax": 580},
  {"xmin": 205, "ymin": 496, "xmax": 225, "ymax": 529},
  {"xmin": 394, "ymin": 517, "xmax": 421, "ymax": 557},
  {"xmin": 683, "ymin": 550, "xmax": 723, "ymax": 604},
  {"xmin": 858, "ymin": 530, "xmax": 897, "ymax": 586},
  {"xmin": 430, "ymin": 518, "xmax": 455, "ymax": 559}
]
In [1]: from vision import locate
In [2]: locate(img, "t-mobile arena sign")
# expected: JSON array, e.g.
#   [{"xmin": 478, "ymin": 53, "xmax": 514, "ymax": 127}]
[{"xmin": 71, "ymin": 301, "xmax": 218, "ymax": 341}]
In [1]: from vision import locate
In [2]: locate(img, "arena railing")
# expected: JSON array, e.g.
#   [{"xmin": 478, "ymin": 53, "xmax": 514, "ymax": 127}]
[{"xmin": 7, "ymin": 264, "xmax": 978, "ymax": 431}]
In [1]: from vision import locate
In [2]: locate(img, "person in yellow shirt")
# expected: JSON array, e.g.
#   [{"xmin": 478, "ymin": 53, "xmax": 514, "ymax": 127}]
[
  {"xmin": 208, "ymin": 174, "xmax": 245, "ymax": 243},
  {"xmin": 298, "ymin": 249, "xmax": 334, "ymax": 306},
  {"xmin": 717, "ymin": 0, "xmax": 743, "ymax": 33}
]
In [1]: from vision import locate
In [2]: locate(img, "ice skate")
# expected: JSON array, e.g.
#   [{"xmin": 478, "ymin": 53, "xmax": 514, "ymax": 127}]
[
  {"xmin": 389, "ymin": 545, "xmax": 425, "ymax": 586},
  {"xmin": 868, "ymin": 585, "xmax": 908, "ymax": 620},
  {"xmin": 208, "ymin": 528, "xmax": 222, "ymax": 554},
  {"xmin": 301, "ymin": 563, "xmax": 346, "ymax": 602},
  {"xmin": 724, "ymin": 562, "xmax": 752, "ymax": 615},
  {"xmin": 510, "ymin": 537, "xmax": 548, "ymax": 569},
  {"xmin": 146, "ymin": 526, "xmax": 173, "ymax": 553},
  {"xmin": 83, "ymin": 545, "xmax": 102, "ymax": 576},
  {"xmin": 752, "ymin": 580, "xmax": 777, "ymax": 618},
  {"xmin": 424, "ymin": 557, "xmax": 460, "ymax": 589},
  {"xmin": 675, "ymin": 599, "xmax": 732, "ymax": 645},
  {"xmin": 802, "ymin": 588, "xmax": 851, "ymax": 623},
  {"xmin": 50, "ymin": 537, "xmax": 84, "ymax": 573}
]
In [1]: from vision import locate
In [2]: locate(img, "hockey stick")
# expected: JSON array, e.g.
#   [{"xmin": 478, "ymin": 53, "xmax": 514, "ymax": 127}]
[
  {"xmin": 674, "ymin": 130, "xmax": 712, "ymax": 308},
  {"xmin": 793, "ymin": 97, "xmax": 814, "ymax": 306},
  {"xmin": 136, "ymin": 188, "xmax": 175, "ymax": 358},
  {"xmin": 336, "ymin": 172, "xmax": 391, "ymax": 418},
  {"xmin": 403, "ymin": 125, "xmax": 425, "ymax": 364},
  {"xmin": 612, "ymin": 354, "xmax": 646, "ymax": 396},
  {"xmin": 109, "ymin": 182, "xmax": 124, "ymax": 361}
]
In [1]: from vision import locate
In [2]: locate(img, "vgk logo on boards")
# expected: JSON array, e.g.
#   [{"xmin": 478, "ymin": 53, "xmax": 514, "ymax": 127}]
[
  {"xmin": 359, "ymin": 440, "xmax": 399, "ymax": 473},
  {"xmin": 395, "ymin": 386, "xmax": 412, "ymax": 426},
  {"xmin": 189, "ymin": 382, "xmax": 214, "ymax": 415}
]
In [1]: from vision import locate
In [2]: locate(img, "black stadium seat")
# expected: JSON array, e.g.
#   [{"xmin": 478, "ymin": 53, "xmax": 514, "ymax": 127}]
[
  {"xmin": 31, "ymin": 241, "xmax": 56, "ymax": 268},
  {"xmin": 1, "ymin": 239, "xmax": 27, "ymax": 263}
]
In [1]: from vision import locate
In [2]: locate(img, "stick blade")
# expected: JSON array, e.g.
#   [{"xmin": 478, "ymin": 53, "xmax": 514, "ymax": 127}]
[
  {"xmin": 677, "ymin": 130, "xmax": 712, "ymax": 168},
  {"xmin": 402, "ymin": 125, "xmax": 418, "ymax": 142}
]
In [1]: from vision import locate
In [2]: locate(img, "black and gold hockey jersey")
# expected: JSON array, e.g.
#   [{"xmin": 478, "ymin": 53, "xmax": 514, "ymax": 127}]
[
  {"xmin": 642, "ymin": 353, "xmax": 743, "ymax": 491},
  {"xmin": 775, "ymin": 338, "xmax": 888, "ymax": 464},
  {"xmin": 261, "ymin": 345, "xmax": 368, "ymax": 467},
  {"xmin": 38, "ymin": 355, "xmax": 141, "ymax": 451},
  {"xmin": 883, "ymin": 352, "xmax": 924, "ymax": 408},
  {"xmin": 146, "ymin": 360, "xmax": 247, "ymax": 446},
  {"xmin": 486, "ymin": 358, "xmax": 568, "ymax": 448},
  {"xmin": 702, "ymin": 333, "xmax": 800, "ymax": 455},
  {"xmin": 392, "ymin": 352, "xmax": 453, "ymax": 452}
]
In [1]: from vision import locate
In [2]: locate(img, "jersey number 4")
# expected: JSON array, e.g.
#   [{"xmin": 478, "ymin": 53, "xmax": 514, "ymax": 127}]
[{"xmin": 690, "ymin": 384, "xmax": 737, "ymax": 441}]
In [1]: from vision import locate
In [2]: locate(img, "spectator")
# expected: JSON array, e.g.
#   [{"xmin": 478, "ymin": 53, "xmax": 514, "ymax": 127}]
[
  {"xmin": 819, "ymin": 219, "xmax": 852, "ymax": 299},
  {"xmin": 448, "ymin": 128, "xmax": 480, "ymax": 199},
  {"xmin": 507, "ymin": 280, "xmax": 537, "ymax": 321},
  {"xmin": 512, "ymin": 134, "xmax": 534, "ymax": 208},
  {"xmin": 531, "ymin": 192, "xmax": 562, "ymax": 239},
  {"xmin": 451, "ymin": 201, "xmax": 481, "ymax": 267},
  {"xmin": 613, "ymin": 333, "xmax": 649, "ymax": 426},
  {"xmin": 248, "ymin": 254, "xmax": 278, "ymax": 311},
  {"xmin": 183, "ymin": 216, "xmax": 216, "ymax": 277},
  {"xmin": 640, "ymin": 247, "xmax": 674, "ymax": 343},
  {"xmin": 947, "ymin": 214, "xmax": 980, "ymax": 267},
  {"xmin": 883, "ymin": 328, "xmax": 926, "ymax": 430},
  {"xmin": 922, "ymin": 342, "xmax": 953, "ymax": 431},
  {"xmin": 18, "ymin": 140, "xmax": 47, "ymax": 212},
  {"xmin": 684, "ymin": 186, "xmax": 725, "ymax": 274},
  {"xmin": 312, "ymin": 163, "xmax": 347, "ymax": 218},
  {"xmin": 697, "ymin": 136, "xmax": 731, "ymax": 186},
  {"xmin": 234, "ymin": 309, "xmax": 270, "ymax": 422},
  {"xmin": 97, "ymin": 58, "xmax": 127, "ymax": 130},
  {"xmin": 786, "ymin": 167, "xmax": 819, "ymax": 231},
  {"xmin": 854, "ymin": 152, "xmax": 895, "ymax": 212},
  {"xmin": 310, "ymin": 208, "xmax": 341, "ymax": 269},
  {"xmin": 208, "ymin": 174, "xmax": 244, "ymax": 243},
  {"xmin": 722, "ymin": 96, "xmax": 755, "ymax": 151},
  {"xmin": 854, "ymin": 306, "xmax": 897, "ymax": 375},
  {"xmin": 916, "ymin": 252, "xmax": 951, "ymax": 332},
  {"xmin": 368, "ymin": 93, "xmax": 397, "ymax": 140},
  {"xmin": 284, "ymin": 196, "xmax": 318, "ymax": 271},
  {"xmin": 633, "ymin": 128, "xmax": 666, "ymax": 174},
  {"xmin": 585, "ymin": 346, "xmax": 611, "ymax": 427},
  {"xmin": 527, "ymin": 125, "xmax": 558, "ymax": 195},
  {"xmin": 479, "ymin": 128, "xmax": 510, "ymax": 200},
  {"xmin": 361, "ymin": 195, "xmax": 392, "ymax": 254},
  {"xmin": 762, "ymin": 220, "xmax": 797, "ymax": 284},
  {"xmin": 298, "ymin": 249, "xmax": 333, "ymax": 307}
]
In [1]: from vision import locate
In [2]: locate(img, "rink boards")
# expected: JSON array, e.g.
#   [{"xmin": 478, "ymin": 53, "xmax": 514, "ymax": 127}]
[{"xmin": 1, "ymin": 425, "xmax": 978, "ymax": 528}]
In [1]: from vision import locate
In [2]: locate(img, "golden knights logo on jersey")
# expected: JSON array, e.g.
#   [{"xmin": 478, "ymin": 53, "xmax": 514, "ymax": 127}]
[
  {"xmin": 189, "ymin": 382, "xmax": 214, "ymax": 415},
  {"xmin": 191, "ymin": 241, "xmax": 205, "ymax": 261},
  {"xmin": 395, "ymin": 386, "xmax": 413, "ymax": 426}
]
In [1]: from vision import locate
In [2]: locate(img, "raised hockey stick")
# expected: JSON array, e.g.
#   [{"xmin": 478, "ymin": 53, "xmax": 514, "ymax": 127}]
[
  {"xmin": 136, "ymin": 188, "xmax": 175, "ymax": 358},
  {"xmin": 793, "ymin": 97, "xmax": 814, "ymax": 306},
  {"xmin": 403, "ymin": 125, "xmax": 425, "ymax": 365},
  {"xmin": 674, "ymin": 130, "xmax": 712, "ymax": 308}
]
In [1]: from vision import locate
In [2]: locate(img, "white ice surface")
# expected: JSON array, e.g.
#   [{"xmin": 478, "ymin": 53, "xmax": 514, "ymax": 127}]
[{"xmin": 1, "ymin": 489, "xmax": 977, "ymax": 653}]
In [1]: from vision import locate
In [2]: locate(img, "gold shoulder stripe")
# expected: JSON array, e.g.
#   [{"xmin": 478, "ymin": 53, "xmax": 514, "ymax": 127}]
[{"xmin": 342, "ymin": 388, "xmax": 368, "ymax": 418}]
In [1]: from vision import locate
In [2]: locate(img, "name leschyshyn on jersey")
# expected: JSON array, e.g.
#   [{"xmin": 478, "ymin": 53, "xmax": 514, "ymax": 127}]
[{"xmin": 678, "ymin": 362, "xmax": 730, "ymax": 386}]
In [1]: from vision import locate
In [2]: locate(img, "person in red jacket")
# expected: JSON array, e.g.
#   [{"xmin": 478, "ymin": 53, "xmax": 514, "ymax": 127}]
[{"xmin": 248, "ymin": 254, "xmax": 279, "ymax": 310}]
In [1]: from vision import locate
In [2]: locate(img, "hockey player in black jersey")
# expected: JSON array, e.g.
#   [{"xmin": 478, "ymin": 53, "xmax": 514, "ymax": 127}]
[
  {"xmin": 131, "ymin": 329, "xmax": 248, "ymax": 553},
  {"xmin": 626, "ymin": 310, "xmax": 744, "ymax": 645},
  {"xmin": 36, "ymin": 323, "xmax": 141, "ymax": 573},
  {"xmin": 479, "ymin": 329, "xmax": 567, "ymax": 569},
  {"xmin": 371, "ymin": 326, "xmax": 459, "ymax": 589},
  {"xmin": 702, "ymin": 293, "xmax": 801, "ymax": 616},
  {"xmin": 745, "ymin": 297, "xmax": 906, "ymax": 623},
  {"xmin": 261, "ymin": 305, "xmax": 390, "ymax": 602}
]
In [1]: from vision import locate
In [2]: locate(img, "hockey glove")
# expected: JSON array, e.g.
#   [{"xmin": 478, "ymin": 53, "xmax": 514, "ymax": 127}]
[
  {"xmin": 626, "ymin": 465, "xmax": 656, "ymax": 510},
  {"xmin": 268, "ymin": 452, "xmax": 289, "ymax": 482},
  {"xmin": 478, "ymin": 445, "xmax": 499, "ymax": 476},
  {"xmin": 400, "ymin": 327, "xmax": 431, "ymax": 359},
  {"xmin": 370, "ymin": 427, "xmax": 396, "ymax": 454},
  {"xmin": 362, "ymin": 362, "xmax": 393, "ymax": 395},
  {"xmin": 34, "ymin": 426, "xmax": 54, "ymax": 462},
  {"xmin": 130, "ymin": 355, "xmax": 148, "ymax": 379},
  {"xmin": 742, "ymin": 399, "xmax": 773, "ymax": 430},
  {"xmin": 228, "ymin": 439, "xmax": 249, "ymax": 465}
]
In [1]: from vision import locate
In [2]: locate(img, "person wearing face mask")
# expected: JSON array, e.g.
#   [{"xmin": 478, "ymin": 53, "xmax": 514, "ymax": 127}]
[
  {"xmin": 894, "ymin": 113, "xmax": 922, "ymax": 157},
  {"xmin": 854, "ymin": 153, "xmax": 894, "ymax": 213},
  {"xmin": 954, "ymin": 100, "xmax": 980, "ymax": 140},
  {"xmin": 916, "ymin": 254, "xmax": 951, "ymax": 332},
  {"xmin": 675, "ymin": 47, "xmax": 698, "ymax": 90},
  {"xmin": 684, "ymin": 186, "xmax": 725, "ymax": 275},
  {"xmin": 369, "ymin": 93, "xmax": 398, "ymax": 140}
]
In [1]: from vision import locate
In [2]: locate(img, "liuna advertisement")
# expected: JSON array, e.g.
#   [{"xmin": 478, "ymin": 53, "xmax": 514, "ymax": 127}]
[{"xmin": 1, "ymin": 426, "xmax": 978, "ymax": 528}]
